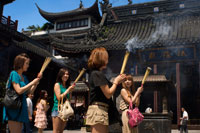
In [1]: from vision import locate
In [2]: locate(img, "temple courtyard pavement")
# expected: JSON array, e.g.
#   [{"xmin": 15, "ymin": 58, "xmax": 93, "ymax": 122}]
[{"xmin": 33, "ymin": 128, "xmax": 200, "ymax": 133}]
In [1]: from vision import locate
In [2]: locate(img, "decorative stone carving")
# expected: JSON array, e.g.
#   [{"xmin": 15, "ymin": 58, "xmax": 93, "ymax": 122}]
[
  {"xmin": 79, "ymin": 0, "xmax": 84, "ymax": 9},
  {"xmin": 139, "ymin": 113, "xmax": 172, "ymax": 133},
  {"xmin": 144, "ymin": 122, "xmax": 155, "ymax": 131},
  {"xmin": 83, "ymin": 25, "xmax": 112, "ymax": 45},
  {"xmin": 99, "ymin": 0, "xmax": 112, "ymax": 13}
]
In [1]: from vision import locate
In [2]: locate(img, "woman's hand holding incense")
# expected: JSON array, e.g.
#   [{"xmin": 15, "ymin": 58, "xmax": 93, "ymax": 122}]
[
  {"xmin": 32, "ymin": 78, "xmax": 41, "ymax": 86},
  {"xmin": 137, "ymin": 86, "xmax": 144, "ymax": 94},
  {"xmin": 113, "ymin": 74, "xmax": 126, "ymax": 85},
  {"xmin": 33, "ymin": 78, "xmax": 39, "ymax": 84},
  {"xmin": 62, "ymin": 84, "xmax": 75, "ymax": 98},
  {"xmin": 37, "ymin": 72, "xmax": 43, "ymax": 79},
  {"xmin": 131, "ymin": 87, "xmax": 143, "ymax": 103},
  {"xmin": 68, "ymin": 84, "xmax": 75, "ymax": 93}
]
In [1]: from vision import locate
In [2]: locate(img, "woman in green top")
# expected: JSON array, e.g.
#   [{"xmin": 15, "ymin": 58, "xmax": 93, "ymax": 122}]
[{"xmin": 51, "ymin": 68, "xmax": 75, "ymax": 133}]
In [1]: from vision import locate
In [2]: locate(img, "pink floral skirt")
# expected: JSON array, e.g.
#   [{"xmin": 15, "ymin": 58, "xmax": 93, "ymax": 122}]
[{"xmin": 34, "ymin": 111, "xmax": 47, "ymax": 129}]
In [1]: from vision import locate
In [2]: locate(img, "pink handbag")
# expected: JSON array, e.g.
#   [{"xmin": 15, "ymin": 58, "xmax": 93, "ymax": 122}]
[{"xmin": 127, "ymin": 100, "xmax": 144, "ymax": 128}]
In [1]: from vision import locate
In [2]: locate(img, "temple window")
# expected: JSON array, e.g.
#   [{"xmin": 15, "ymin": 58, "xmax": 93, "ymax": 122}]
[
  {"xmin": 154, "ymin": 7, "xmax": 159, "ymax": 12},
  {"xmin": 65, "ymin": 22, "xmax": 69, "ymax": 28},
  {"xmin": 177, "ymin": 50, "xmax": 187, "ymax": 57},
  {"xmin": 149, "ymin": 52, "xmax": 156, "ymax": 59},
  {"xmin": 82, "ymin": 20, "xmax": 85, "ymax": 26},
  {"xmin": 163, "ymin": 51, "xmax": 171, "ymax": 58},
  {"xmin": 85, "ymin": 19, "xmax": 88, "ymax": 26},
  {"xmin": 56, "ymin": 18, "xmax": 88, "ymax": 30},
  {"xmin": 69, "ymin": 22, "xmax": 72, "ymax": 28},
  {"xmin": 72, "ymin": 21, "xmax": 76, "ymax": 27},
  {"xmin": 60, "ymin": 23, "xmax": 64, "ymax": 29},
  {"xmin": 57, "ymin": 24, "xmax": 60, "ymax": 29},
  {"xmin": 179, "ymin": 4, "xmax": 185, "ymax": 9},
  {"xmin": 77, "ymin": 21, "xmax": 80, "ymax": 27},
  {"xmin": 132, "ymin": 10, "xmax": 137, "ymax": 15}
]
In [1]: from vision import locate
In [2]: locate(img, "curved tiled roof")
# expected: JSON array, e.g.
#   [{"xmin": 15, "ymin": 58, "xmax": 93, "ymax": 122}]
[
  {"xmin": 13, "ymin": 40, "xmax": 52, "ymax": 57},
  {"xmin": 50, "ymin": 11, "xmax": 200, "ymax": 53},
  {"xmin": 107, "ymin": 0, "xmax": 200, "ymax": 23},
  {"xmin": 2, "ymin": 0, "xmax": 15, "ymax": 5},
  {"xmin": 132, "ymin": 75, "xmax": 168, "ymax": 82},
  {"xmin": 0, "ymin": 23, "xmax": 25, "ymax": 41},
  {"xmin": 35, "ymin": 0, "xmax": 200, "ymax": 53},
  {"xmin": 36, "ymin": 0, "xmax": 101, "ymax": 23},
  {"xmin": 71, "ymin": 81, "xmax": 89, "ymax": 92},
  {"xmin": 0, "ymin": 23, "xmax": 51, "ymax": 57}
]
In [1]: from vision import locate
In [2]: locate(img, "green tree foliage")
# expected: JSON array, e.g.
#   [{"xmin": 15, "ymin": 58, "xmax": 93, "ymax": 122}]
[
  {"xmin": 26, "ymin": 25, "xmax": 41, "ymax": 31},
  {"xmin": 41, "ymin": 22, "xmax": 54, "ymax": 30},
  {"xmin": 26, "ymin": 22, "xmax": 54, "ymax": 31}
]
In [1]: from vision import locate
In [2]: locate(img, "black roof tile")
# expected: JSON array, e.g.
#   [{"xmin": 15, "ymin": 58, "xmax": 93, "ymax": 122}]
[
  {"xmin": 36, "ymin": 0, "xmax": 101, "ymax": 23},
  {"xmin": 37, "ymin": 0, "xmax": 200, "ymax": 53},
  {"xmin": 0, "ymin": 23, "xmax": 51, "ymax": 57}
]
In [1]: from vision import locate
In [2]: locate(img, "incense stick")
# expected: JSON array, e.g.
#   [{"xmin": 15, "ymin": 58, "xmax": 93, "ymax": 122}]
[
  {"xmin": 120, "ymin": 51, "xmax": 130, "ymax": 74},
  {"xmin": 74, "ymin": 68, "xmax": 86, "ymax": 83},
  {"xmin": 141, "ymin": 67, "xmax": 152, "ymax": 86},
  {"xmin": 39, "ymin": 57, "xmax": 52, "ymax": 74}
]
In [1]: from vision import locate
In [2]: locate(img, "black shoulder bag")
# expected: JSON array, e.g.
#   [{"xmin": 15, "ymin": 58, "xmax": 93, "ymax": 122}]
[{"xmin": 2, "ymin": 74, "xmax": 22, "ymax": 110}]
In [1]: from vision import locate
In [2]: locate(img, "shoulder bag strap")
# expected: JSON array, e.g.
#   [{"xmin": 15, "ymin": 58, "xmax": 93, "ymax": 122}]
[{"xmin": 129, "ymin": 97, "xmax": 133, "ymax": 110}]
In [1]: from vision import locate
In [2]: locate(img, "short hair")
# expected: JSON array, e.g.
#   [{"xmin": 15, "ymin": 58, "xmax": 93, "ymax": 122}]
[
  {"xmin": 56, "ymin": 68, "xmax": 71, "ymax": 87},
  {"xmin": 88, "ymin": 47, "xmax": 108, "ymax": 70},
  {"xmin": 122, "ymin": 74, "xmax": 136, "ymax": 96},
  {"xmin": 13, "ymin": 53, "xmax": 29, "ymax": 70}
]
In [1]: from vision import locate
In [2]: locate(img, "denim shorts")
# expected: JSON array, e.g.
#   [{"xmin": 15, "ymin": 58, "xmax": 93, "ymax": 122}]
[{"xmin": 51, "ymin": 110, "xmax": 59, "ymax": 117}]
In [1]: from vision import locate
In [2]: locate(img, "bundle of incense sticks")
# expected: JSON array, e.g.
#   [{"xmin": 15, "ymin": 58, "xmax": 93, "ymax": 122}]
[
  {"xmin": 120, "ymin": 51, "xmax": 130, "ymax": 74},
  {"xmin": 74, "ymin": 68, "xmax": 86, "ymax": 84},
  {"xmin": 39, "ymin": 57, "xmax": 52, "ymax": 74},
  {"xmin": 141, "ymin": 67, "xmax": 152, "ymax": 87}
]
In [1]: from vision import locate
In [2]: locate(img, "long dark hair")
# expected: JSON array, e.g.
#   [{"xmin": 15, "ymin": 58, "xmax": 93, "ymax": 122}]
[
  {"xmin": 37, "ymin": 90, "xmax": 47, "ymax": 104},
  {"xmin": 56, "ymin": 68, "xmax": 71, "ymax": 87}
]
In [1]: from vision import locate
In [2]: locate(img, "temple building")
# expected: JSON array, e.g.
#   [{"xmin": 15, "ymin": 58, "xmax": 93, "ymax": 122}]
[{"xmin": 30, "ymin": 0, "xmax": 200, "ymax": 129}]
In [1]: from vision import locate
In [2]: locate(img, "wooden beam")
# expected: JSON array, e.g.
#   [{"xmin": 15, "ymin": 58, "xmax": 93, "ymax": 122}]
[{"xmin": 154, "ymin": 64, "xmax": 158, "ymax": 112}]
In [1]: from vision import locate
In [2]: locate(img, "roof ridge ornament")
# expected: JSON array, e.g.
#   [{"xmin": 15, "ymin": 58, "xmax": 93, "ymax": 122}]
[
  {"xmin": 128, "ymin": 0, "xmax": 132, "ymax": 5},
  {"xmin": 79, "ymin": 0, "xmax": 84, "ymax": 9},
  {"xmin": 100, "ymin": 0, "xmax": 112, "ymax": 13}
]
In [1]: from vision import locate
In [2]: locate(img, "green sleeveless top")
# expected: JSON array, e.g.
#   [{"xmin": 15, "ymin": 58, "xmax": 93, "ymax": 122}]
[{"xmin": 52, "ymin": 83, "xmax": 70, "ymax": 111}]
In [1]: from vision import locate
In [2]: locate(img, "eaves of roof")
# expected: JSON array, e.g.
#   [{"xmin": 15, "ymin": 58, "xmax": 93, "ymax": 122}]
[
  {"xmin": 13, "ymin": 40, "xmax": 51, "ymax": 57},
  {"xmin": 50, "ymin": 11, "xmax": 200, "ymax": 53},
  {"xmin": 0, "ymin": 23, "xmax": 52, "ymax": 57},
  {"xmin": 2, "ymin": 0, "xmax": 15, "ymax": 5},
  {"xmin": 132, "ymin": 75, "xmax": 168, "ymax": 82},
  {"xmin": 36, "ymin": 0, "xmax": 101, "ymax": 23},
  {"xmin": 0, "ymin": 23, "xmax": 26, "ymax": 41}
]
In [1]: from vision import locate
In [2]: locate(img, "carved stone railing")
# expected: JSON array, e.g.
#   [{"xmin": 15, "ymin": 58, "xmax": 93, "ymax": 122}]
[{"xmin": 1, "ymin": 15, "xmax": 18, "ymax": 30}]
